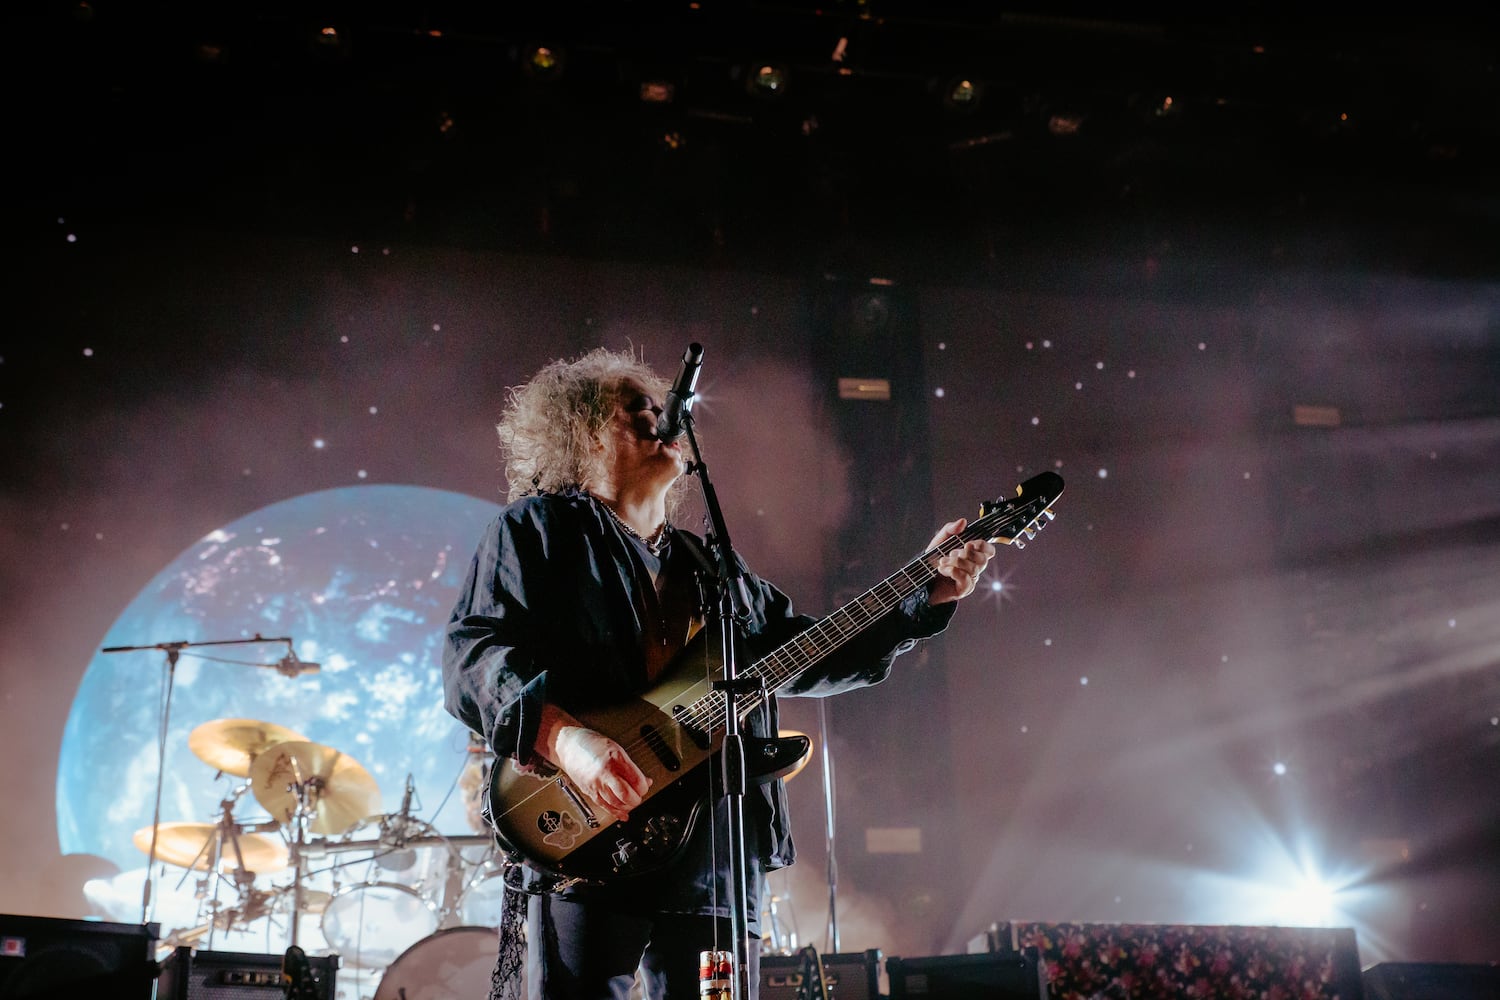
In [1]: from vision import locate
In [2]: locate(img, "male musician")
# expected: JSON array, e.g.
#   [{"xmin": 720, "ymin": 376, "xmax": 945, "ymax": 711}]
[{"xmin": 442, "ymin": 347, "xmax": 994, "ymax": 1000}]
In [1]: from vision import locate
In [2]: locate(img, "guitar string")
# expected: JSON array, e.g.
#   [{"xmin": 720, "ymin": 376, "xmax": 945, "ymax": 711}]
[
  {"xmin": 498, "ymin": 497, "xmax": 1050, "ymax": 827},
  {"xmin": 676, "ymin": 499, "xmax": 1048, "ymax": 733},
  {"xmin": 612, "ymin": 514, "xmax": 979, "ymax": 764},
  {"xmin": 495, "ymin": 497, "xmax": 1052, "ymax": 832}
]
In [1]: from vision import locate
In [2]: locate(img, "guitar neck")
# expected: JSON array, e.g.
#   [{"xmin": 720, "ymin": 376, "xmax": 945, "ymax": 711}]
[
  {"xmin": 675, "ymin": 471, "xmax": 1061, "ymax": 738},
  {"xmin": 750, "ymin": 537, "xmax": 961, "ymax": 696}
]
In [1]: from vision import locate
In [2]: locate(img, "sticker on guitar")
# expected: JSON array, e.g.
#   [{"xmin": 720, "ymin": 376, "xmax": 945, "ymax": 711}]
[{"xmin": 538, "ymin": 810, "xmax": 583, "ymax": 849}]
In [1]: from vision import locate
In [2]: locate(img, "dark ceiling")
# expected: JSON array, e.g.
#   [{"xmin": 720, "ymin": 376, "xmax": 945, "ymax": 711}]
[{"xmin": 17, "ymin": 2, "xmax": 1500, "ymax": 281}]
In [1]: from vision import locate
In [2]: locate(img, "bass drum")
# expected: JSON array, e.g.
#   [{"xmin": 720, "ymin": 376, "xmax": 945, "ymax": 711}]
[
  {"xmin": 372, "ymin": 926, "xmax": 508, "ymax": 1000},
  {"xmin": 321, "ymin": 881, "xmax": 440, "ymax": 971}
]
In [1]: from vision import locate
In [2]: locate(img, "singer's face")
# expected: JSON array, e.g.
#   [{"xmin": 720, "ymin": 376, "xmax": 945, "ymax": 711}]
[{"xmin": 595, "ymin": 377, "xmax": 683, "ymax": 496}]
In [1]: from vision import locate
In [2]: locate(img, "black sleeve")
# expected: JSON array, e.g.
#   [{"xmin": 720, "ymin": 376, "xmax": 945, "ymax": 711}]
[{"xmin": 441, "ymin": 502, "xmax": 557, "ymax": 764}]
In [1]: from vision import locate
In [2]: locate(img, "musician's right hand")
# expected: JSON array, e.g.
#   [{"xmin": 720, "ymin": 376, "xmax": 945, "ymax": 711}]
[{"xmin": 553, "ymin": 724, "xmax": 652, "ymax": 820}]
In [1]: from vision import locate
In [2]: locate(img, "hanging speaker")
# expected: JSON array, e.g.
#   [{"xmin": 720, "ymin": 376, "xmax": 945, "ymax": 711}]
[{"xmin": 0, "ymin": 914, "xmax": 158, "ymax": 999}]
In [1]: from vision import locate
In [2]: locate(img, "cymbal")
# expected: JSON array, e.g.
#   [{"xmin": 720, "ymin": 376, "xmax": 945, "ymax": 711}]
[
  {"xmin": 133, "ymin": 821, "xmax": 289, "ymax": 874},
  {"xmin": 778, "ymin": 729, "xmax": 813, "ymax": 783},
  {"xmin": 249, "ymin": 740, "xmax": 381, "ymax": 835},
  {"xmin": 189, "ymin": 718, "xmax": 309, "ymax": 777}
]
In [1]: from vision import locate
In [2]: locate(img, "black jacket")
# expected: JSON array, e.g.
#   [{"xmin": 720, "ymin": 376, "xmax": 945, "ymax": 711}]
[{"xmin": 442, "ymin": 489, "xmax": 952, "ymax": 917}]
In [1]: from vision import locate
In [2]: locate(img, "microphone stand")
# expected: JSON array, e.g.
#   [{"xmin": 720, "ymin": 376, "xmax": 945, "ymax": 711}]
[
  {"xmin": 100, "ymin": 633, "xmax": 298, "ymax": 925},
  {"xmin": 816, "ymin": 697, "xmax": 840, "ymax": 953},
  {"xmin": 679, "ymin": 412, "xmax": 760, "ymax": 1000}
]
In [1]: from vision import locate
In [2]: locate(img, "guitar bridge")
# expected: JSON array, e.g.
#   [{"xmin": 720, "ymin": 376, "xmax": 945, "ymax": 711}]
[{"xmin": 555, "ymin": 776, "xmax": 601, "ymax": 829}]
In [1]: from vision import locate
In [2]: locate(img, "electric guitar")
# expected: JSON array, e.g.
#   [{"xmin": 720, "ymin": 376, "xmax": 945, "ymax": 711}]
[{"xmin": 485, "ymin": 471, "xmax": 1064, "ymax": 883}]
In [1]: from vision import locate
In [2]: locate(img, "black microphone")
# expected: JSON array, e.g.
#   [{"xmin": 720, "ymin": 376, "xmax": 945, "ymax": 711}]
[
  {"xmin": 275, "ymin": 653, "xmax": 321, "ymax": 678},
  {"xmin": 655, "ymin": 342, "xmax": 704, "ymax": 442}
]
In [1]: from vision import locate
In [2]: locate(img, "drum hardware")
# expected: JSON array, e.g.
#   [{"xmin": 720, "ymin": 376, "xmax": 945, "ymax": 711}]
[
  {"xmin": 100, "ymin": 634, "xmax": 309, "ymax": 924},
  {"xmin": 762, "ymin": 891, "xmax": 798, "ymax": 954},
  {"xmin": 316, "ymin": 775, "xmax": 462, "ymax": 969},
  {"xmin": 248, "ymin": 739, "xmax": 381, "ymax": 949},
  {"xmin": 134, "ymin": 780, "xmax": 294, "ymax": 951}
]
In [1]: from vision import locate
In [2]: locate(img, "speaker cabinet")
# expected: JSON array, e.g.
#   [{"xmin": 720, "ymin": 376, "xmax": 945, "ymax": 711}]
[
  {"xmin": 760, "ymin": 949, "xmax": 881, "ymax": 1000},
  {"xmin": 158, "ymin": 947, "xmax": 339, "ymax": 1000},
  {"xmin": 1363, "ymin": 961, "xmax": 1500, "ymax": 1000},
  {"xmin": 886, "ymin": 951, "xmax": 1047, "ymax": 1000},
  {"xmin": 0, "ymin": 914, "xmax": 158, "ymax": 999}
]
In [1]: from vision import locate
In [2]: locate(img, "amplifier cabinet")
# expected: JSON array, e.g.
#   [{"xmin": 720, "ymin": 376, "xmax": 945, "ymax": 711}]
[
  {"xmin": 887, "ymin": 951, "xmax": 1047, "ymax": 1000},
  {"xmin": 157, "ymin": 946, "xmax": 339, "ymax": 1000},
  {"xmin": 0, "ymin": 914, "xmax": 158, "ymax": 998},
  {"xmin": 760, "ymin": 949, "xmax": 881, "ymax": 1000},
  {"xmin": 1364, "ymin": 961, "xmax": 1500, "ymax": 1000}
]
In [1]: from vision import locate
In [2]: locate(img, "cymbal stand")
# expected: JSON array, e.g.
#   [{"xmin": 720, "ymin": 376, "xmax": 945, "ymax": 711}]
[
  {"xmin": 100, "ymin": 633, "xmax": 297, "ymax": 925},
  {"xmin": 282, "ymin": 767, "xmax": 325, "ymax": 949},
  {"xmin": 204, "ymin": 786, "xmax": 259, "ymax": 949}
]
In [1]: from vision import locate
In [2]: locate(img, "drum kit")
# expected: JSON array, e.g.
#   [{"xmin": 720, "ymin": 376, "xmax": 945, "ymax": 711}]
[
  {"xmin": 109, "ymin": 717, "xmax": 508, "ymax": 1000},
  {"xmin": 100, "ymin": 717, "xmax": 816, "ymax": 998}
]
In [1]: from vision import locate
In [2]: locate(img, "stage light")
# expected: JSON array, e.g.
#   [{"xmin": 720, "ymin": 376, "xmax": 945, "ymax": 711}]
[
  {"xmin": 1271, "ymin": 870, "xmax": 1340, "ymax": 927},
  {"xmin": 640, "ymin": 81, "xmax": 675, "ymax": 104},
  {"xmin": 522, "ymin": 44, "xmax": 565, "ymax": 81},
  {"xmin": 1048, "ymin": 112, "xmax": 1084, "ymax": 136},
  {"xmin": 310, "ymin": 24, "xmax": 352, "ymax": 62},
  {"xmin": 944, "ymin": 78, "xmax": 982, "ymax": 111},
  {"xmin": 748, "ymin": 63, "xmax": 788, "ymax": 98}
]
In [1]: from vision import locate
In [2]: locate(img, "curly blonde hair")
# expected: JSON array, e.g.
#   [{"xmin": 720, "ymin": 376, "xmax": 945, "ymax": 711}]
[{"xmin": 497, "ymin": 346, "xmax": 675, "ymax": 502}]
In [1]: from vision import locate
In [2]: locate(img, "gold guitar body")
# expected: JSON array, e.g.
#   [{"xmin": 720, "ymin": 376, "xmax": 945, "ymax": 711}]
[{"xmin": 487, "ymin": 644, "xmax": 808, "ymax": 883}]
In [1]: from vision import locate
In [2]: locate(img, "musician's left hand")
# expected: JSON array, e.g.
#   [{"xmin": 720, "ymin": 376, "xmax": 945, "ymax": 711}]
[{"xmin": 926, "ymin": 518, "xmax": 995, "ymax": 605}]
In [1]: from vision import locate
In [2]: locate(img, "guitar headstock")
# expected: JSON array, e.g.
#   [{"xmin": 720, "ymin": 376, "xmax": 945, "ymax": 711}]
[{"xmin": 976, "ymin": 470, "xmax": 1064, "ymax": 548}]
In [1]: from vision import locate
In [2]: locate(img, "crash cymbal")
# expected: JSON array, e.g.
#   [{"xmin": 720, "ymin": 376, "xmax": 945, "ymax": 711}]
[
  {"xmin": 249, "ymin": 740, "xmax": 381, "ymax": 835},
  {"xmin": 778, "ymin": 729, "xmax": 813, "ymax": 782},
  {"xmin": 133, "ymin": 821, "xmax": 289, "ymax": 874},
  {"xmin": 189, "ymin": 718, "xmax": 309, "ymax": 777}
]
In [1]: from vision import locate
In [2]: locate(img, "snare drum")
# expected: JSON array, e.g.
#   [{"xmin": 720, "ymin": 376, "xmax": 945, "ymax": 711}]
[
  {"xmin": 321, "ymin": 881, "xmax": 440, "ymax": 969},
  {"xmin": 373, "ymin": 926, "xmax": 506, "ymax": 1000}
]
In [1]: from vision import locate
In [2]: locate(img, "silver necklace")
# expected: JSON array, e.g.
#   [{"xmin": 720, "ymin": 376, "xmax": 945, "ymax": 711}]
[{"xmin": 598, "ymin": 500, "xmax": 670, "ymax": 556}]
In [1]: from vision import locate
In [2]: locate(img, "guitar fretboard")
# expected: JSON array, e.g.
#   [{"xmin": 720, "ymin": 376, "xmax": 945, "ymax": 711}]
[{"xmin": 672, "ymin": 479, "xmax": 1057, "ymax": 737}]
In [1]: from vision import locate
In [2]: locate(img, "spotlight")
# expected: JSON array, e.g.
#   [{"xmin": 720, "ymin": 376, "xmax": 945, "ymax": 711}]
[
  {"xmin": 522, "ymin": 44, "xmax": 565, "ymax": 81},
  {"xmin": 747, "ymin": 63, "xmax": 789, "ymax": 98},
  {"xmin": 309, "ymin": 24, "xmax": 352, "ymax": 62},
  {"xmin": 640, "ymin": 81, "xmax": 675, "ymax": 104},
  {"xmin": 1047, "ymin": 111, "xmax": 1085, "ymax": 136},
  {"xmin": 944, "ymin": 77, "xmax": 982, "ymax": 111}
]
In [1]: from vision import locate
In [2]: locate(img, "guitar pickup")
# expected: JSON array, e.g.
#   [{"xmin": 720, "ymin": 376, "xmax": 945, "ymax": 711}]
[{"xmin": 640, "ymin": 724, "xmax": 681, "ymax": 772}]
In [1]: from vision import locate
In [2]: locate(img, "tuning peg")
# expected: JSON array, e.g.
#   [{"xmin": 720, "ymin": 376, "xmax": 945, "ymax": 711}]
[
  {"xmin": 1042, "ymin": 508, "xmax": 1057, "ymax": 521},
  {"xmin": 1023, "ymin": 528, "xmax": 1036, "ymax": 540},
  {"xmin": 1012, "ymin": 537, "xmax": 1026, "ymax": 549}
]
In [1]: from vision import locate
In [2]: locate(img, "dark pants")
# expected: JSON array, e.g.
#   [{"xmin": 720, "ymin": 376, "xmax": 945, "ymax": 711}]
[{"xmin": 528, "ymin": 894, "xmax": 761, "ymax": 1000}]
